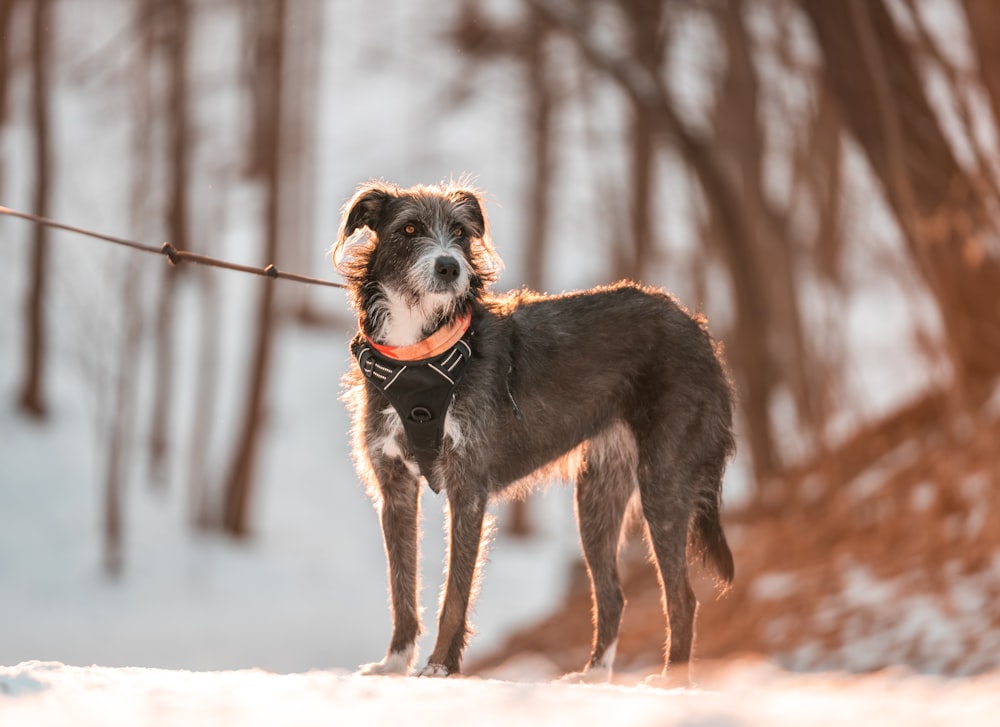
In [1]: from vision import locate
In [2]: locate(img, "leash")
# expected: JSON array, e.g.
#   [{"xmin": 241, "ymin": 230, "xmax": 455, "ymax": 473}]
[{"xmin": 0, "ymin": 205, "xmax": 349, "ymax": 290}]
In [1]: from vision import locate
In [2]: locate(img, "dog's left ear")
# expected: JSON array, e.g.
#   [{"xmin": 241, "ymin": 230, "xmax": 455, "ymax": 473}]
[
  {"xmin": 450, "ymin": 187, "xmax": 502, "ymax": 284},
  {"xmin": 450, "ymin": 189, "xmax": 488, "ymax": 240}
]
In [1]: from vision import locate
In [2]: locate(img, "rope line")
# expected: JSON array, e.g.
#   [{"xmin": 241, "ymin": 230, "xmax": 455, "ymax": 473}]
[{"xmin": 0, "ymin": 205, "xmax": 348, "ymax": 290}]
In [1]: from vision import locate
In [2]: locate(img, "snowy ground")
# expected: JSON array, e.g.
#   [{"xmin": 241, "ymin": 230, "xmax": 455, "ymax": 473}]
[{"xmin": 3, "ymin": 660, "xmax": 1000, "ymax": 727}]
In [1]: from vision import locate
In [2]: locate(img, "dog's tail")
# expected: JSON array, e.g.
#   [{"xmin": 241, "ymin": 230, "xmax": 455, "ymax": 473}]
[{"xmin": 692, "ymin": 485, "xmax": 735, "ymax": 591}]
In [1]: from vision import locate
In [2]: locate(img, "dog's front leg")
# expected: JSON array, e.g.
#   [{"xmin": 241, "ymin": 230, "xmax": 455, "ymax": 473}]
[
  {"xmin": 359, "ymin": 466, "xmax": 421, "ymax": 676},
  {"xmin": 418, "ymin": 486, "xmax": 487, "ymax": 677}
]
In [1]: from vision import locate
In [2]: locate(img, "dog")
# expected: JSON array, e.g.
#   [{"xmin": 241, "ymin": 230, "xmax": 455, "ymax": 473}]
[{"xmin": 334, "ymin": 180, "xmax": 735, "ymax": 684}]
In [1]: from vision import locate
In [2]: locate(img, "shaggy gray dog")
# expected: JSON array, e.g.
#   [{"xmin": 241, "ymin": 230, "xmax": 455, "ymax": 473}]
[{"xmin": 335, "ymin": 180, "xmax": 734, "ymax": 684}]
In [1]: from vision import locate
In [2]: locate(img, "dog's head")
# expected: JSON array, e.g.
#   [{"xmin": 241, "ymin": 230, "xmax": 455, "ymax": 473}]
[{"xmin": 333, "ymin": 180, "xmax": 501, "ymax": 345}]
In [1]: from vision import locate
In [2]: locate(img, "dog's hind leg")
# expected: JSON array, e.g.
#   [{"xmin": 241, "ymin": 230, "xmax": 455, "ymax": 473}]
[
  {"xmin": 359, "ymin": 459, "xmax": 422, "ymax": 676},
  {"xmin": 560, "ymin": 420, "xmax": 637, "ymax": 684},
  {"xmin": 636, "ymin": 451, "xmax": 702, "ymax": 687},
  {"xmin": 419, "ymin": 485, "xmax": 488, "ymax": 677}
]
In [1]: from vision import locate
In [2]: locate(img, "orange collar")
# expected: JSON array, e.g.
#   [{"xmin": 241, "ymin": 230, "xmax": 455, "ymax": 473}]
[{"xmin": 364, "ymin": 311, "xmax": 472, "ymax": 361}]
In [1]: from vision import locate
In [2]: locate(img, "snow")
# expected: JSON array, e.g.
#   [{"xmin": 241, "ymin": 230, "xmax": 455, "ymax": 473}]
[
  {"xmin": 846, "ymin": 440, "xmax": 920, "ymax": 503},
  {"xmin": 3, "ymin": 660, "xmax": 1000, "ymax": 727},
  {"xmin": 751, "ymin": 571, "xmax": 799, "ymax": 601},
  {"xmin": 784, "ymin": 559, "xmax": 1000, "ymax": 676}
]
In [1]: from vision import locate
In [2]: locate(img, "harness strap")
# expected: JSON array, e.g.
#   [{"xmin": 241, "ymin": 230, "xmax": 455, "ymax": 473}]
[{"xmin": 353, "ymin": 319, "xmax": 474, "ymax": 493}]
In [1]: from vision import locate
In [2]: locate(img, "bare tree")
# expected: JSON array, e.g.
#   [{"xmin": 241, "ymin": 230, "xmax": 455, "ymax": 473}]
[
  {"xmin": 18, "ymin": 0, "xmax": 52, "ymax": 419},
  {"xmin": 616, "ymin": 0, "xmax": 664, "ymax": 281},
  {"xmin": 510, "ymin": 9, "xmax": 559, "ymax": 537},
  {"xmin": 960, "ymin": 0, "xmax": 1000, "ymax": 150},
  {"xmin": 280, "ymin": 0, "xmax": 323, "ymax": 323},
  {"xmin": 148, "ymin": 0, "xmax": 192, "ymax": 486},
  {"xmin": 102, "ymin": 0, "xmax": 163, "ymax": 576},
  {"xmin": 529, "ymin": 0, "xmax": 788, "ymax": 485},
  {"xmin": 520, "ymin": 12, "xmax": 556, "ymax": 294},
  {"xmin": 707, "ymin": 0, "xmax": 829, "ymax": 478},
  {"xmin": 187, "ymin": 236, "xmax": 223, "ymax": 529},
  {"xmin": 0, "ymin": 0, "xmax": 18, "ymax": 199},
  {"xmin": 222, "ymin": 0, "xmax": 287, "ymax": 537},
  {"xmin": 802, "ymin": 0, "xmax": 1000, "ymax": 391}
]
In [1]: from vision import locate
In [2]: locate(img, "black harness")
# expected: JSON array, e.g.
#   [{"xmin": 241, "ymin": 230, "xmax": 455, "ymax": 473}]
[{"xmin": 353, "ymin": 328, "xmax": 474, "ymax": 493}]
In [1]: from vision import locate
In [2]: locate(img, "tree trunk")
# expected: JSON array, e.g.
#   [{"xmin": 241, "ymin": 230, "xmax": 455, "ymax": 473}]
[
  {"xmin": 802, "ymin": 0, "xmax": 1000, "ymax": 389},
  {"xmin": 148, "ymin": 0, "xmax": 191, "ymax": 486},
  {"xmin": 18, "ymin": 0, "xmax": 51, "ymax": 419},
  {"xmin": 961, "ymin": 0, "xmax": 1000, "ymax": 141},
  {"xmin": 505, "ymin": 12, "xmax": 556, "ymax": 539},
  {"xmin": 222, "ymin": 0, "xmax": 286, "ymax": 537},
  {"xmin": 188, "ymin": 264, "xmax": 221, "ymax": 528},
  {"xmin": 618, "ymin": 0, "xmax": 663, "ymax": 281},
  {"xmin": 188, "ymin": 198, "xmax": 225, "ymax": 528},
  {"xmin": 0, "ymin": 0, "xmax": 17, "ymax": 200},
  {"xmin": 713, "ymin": 0, "xmax": 829, "ymax": 476},
  {"xmin": 104, "ymin": 258, "xmax": 143, "ymax": 577},
  {"xmin": 102, "ymin": 0, "xmax": 161, "ymax": 576},
  {"xmin": 522, "ymin": 13, "xmax": 553, "ymax": 294},
  {"xmin": 282, "ymin": 0, "xmax": 323, "ymax": 322}
]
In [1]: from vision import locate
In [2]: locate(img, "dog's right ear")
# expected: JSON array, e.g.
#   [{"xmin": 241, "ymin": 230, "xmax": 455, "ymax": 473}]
[
  {"xmin": 333, "ymin": 182, "xmax": 395, "ymax": 279},
  {"xmin": 338, "ymin": 182, "xmax": 393, "ymax": 242}
]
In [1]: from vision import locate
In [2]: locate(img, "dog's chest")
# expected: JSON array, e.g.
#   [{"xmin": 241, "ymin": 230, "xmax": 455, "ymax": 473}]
[
  {"xmin": 372, "ymin": 407, "xmax": 420, "ymax": 478},
  {"xmin": 355, "ymin": 327, "xmax": 474, "ymax": 492},
  {"xmin": 371, "ymin": 406, "xmax": 468, "ymax": 486}
]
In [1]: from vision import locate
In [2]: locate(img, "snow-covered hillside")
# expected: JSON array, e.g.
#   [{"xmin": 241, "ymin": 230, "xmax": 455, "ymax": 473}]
[{"xmin": 3, "ymin": 0, "xmax": 985, "ymax": 694}]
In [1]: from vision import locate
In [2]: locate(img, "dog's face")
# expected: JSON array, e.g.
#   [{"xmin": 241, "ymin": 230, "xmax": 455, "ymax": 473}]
[{"xmin": 334, "ymin": 181, "xmax": 500, "ymax": 343}]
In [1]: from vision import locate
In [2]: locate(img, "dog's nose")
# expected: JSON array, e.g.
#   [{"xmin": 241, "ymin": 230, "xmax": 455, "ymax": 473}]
[{"xmin": 435, "ymin": 256, "xmax": 461, "ymax": 282}]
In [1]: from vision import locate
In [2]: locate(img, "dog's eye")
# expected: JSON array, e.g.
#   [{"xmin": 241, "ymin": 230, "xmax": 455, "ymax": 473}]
[
  {"xmin": 452, "ymin": 226, "xmax": 465, "ymax": 238},
  {"xmin": 403, "ymin": 223, "xmax": 417, "ymax": 236}
]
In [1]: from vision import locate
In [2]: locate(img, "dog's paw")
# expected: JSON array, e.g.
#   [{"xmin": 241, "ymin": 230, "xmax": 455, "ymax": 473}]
[
  {"xmin": 558, "ymin": 667, "xmax": 611, "ymax": 685},
  {"xmin": 416, "ymin": 663, "xmax": 450, "ymax": 678},
  {"xmin": 358, "ymin": 651, "xmax": 412, "ymax": 677},
  {"xmin": 358, "ymin": 660, "xmax": 408, "ymax": 676}
]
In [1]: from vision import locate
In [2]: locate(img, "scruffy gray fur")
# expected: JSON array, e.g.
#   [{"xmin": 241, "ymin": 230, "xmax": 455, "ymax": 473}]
[{"xmin": 335, "ymin": 180, "xmax": 735, "ymax": 684}]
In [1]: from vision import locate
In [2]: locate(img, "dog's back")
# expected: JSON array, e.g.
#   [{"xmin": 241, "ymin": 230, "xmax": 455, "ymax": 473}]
[{"xmin": 453, "ymin": 281, "xmax": 734, "ymax": 524}]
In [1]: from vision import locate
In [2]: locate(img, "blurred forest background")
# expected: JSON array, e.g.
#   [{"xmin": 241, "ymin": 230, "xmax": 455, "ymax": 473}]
[{"xmin": 1, "ymin": 0, "xmax": 999, "ymax": 675}]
